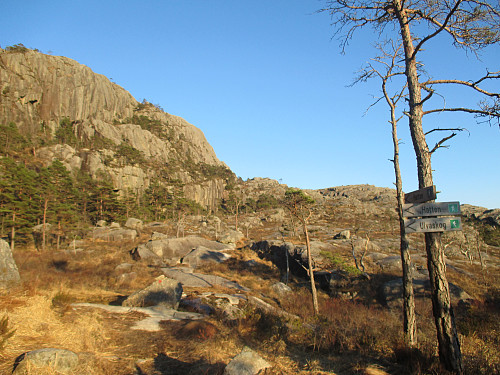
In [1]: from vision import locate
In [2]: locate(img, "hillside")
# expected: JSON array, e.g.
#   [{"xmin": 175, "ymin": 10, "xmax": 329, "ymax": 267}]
[
  {"xmin": 0, "ymin": 46, "xmax": 499, "ymax": 375},
  {"xmin": 0, "ymin": 46, "xmax": 231, "ymax": 210}
]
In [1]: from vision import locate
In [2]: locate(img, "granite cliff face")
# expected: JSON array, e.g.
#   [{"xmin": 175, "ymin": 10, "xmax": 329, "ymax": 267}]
[{"xmin": 0, "ymin": 48, "xmax": 229, "ymax": 207}]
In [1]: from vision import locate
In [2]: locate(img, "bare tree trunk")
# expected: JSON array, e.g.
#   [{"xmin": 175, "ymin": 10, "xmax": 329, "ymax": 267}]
[
  {"xmin": 304, "ymin": 221, "xmax": 319, "ymax": 315},
  {"xmin": 10, "ymin": 212, "xmax": 15, "ymax": 252},
  {"xmin": 235, "ymin": 202, "xmax": 239, "ymax": 231},
  {"xmin": 394, "ymin": 1, "xmax": 462, "ymax": 371},
  {"xmin": 42, "ymin": 198, "xmax": 48, "ymax": 251},
  {"xmin": 388, "ymin": 80, "xmax": 417, "ymax": 347}
]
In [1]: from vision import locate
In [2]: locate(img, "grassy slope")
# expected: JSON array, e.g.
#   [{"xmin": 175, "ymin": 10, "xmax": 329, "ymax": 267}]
[{"xmin": 0, "ymin": 209, "xmax": 498, "ymax": 375}]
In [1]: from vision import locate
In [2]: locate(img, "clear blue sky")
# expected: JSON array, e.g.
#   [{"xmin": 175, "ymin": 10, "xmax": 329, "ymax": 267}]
[{"xmin": 1, "ymin": 0, "xmax": 499, "ymax": 208}]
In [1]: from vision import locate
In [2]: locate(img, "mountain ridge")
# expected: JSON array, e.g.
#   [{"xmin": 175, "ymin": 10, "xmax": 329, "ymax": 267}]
[{"xmin": 0, "ymin": 47, "xmax": 230, "ymax": 208}]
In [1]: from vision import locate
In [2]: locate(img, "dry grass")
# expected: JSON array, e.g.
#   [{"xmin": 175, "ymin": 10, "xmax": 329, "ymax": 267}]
[{"xmin": 1, "ymin": 219, "xmax": 498, "ymax": 375}]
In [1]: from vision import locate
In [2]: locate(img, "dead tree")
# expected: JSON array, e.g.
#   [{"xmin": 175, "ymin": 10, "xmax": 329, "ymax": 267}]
[
  {"xmin": 284, "ymin": 188, "xmax": 319, "ymax": 315},
  {"xmin": 355, "ymin": 41, "xmax": 417, "ymax": 346},
  {"xmin": 322, "ymin": 1, "xmax": 500, "ymax": 372}
]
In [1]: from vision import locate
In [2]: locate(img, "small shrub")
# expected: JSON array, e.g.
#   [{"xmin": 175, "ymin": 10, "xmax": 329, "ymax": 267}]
[
  {"xmin": 114, "ymin": 142, "xmax": 146, "ymax": 165},
  {"xmin": 5, "ymin": 43, "xmax": 30, "ymax": 53},
  {"xmin": 51, "ymin": 292, "xmax": 74, "ymax": 308},
  {"xmin": 0, "ymin": 315, "xmax": 15, "ymax": 351},
  {"xmin": 54, "ymin": 117, "xmax": 78, "ymax": 147},
  {"xmin": 320, "ymin": 251, "xmax": 362, "ymax": 275}
]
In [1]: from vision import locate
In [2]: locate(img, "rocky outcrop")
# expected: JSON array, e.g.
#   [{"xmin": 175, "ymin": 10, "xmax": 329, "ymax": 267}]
[
  {"xmin": 462, "ymin": 204, "xmax": 500, "ymax": 227},
  {"xmin": 136, "ymin": 235, "xmax": 233, "ymax": 264},
  {"xmin": 0, "ymin": 49, "xmax": 230, "ymax": 208}
]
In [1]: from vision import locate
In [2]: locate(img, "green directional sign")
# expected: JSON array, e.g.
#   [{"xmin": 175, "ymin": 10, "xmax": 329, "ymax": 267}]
[
  {"xmin": 404, "ymin": 217, "xmax": 462, "ymax": 233},
  {"xmin": 403, "ymin": 201, "xmax": 461, "ymax": 218}
]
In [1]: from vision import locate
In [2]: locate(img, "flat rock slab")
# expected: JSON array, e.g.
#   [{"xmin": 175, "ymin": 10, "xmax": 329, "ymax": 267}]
[
  {"xmin": 162, "ymin": 267, "xmax": 250, "ymax": 291},
  {"xmin": 72, "ymin": 303, "xmax": 203, "ymax": 331}
]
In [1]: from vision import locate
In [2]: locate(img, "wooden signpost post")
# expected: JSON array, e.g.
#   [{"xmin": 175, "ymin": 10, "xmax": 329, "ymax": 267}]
[{"xmin": 403, "ymin": 186, "xmax": 462, "ymax": 233}]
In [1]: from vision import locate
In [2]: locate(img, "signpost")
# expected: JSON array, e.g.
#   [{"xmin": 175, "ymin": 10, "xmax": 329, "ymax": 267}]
[
  {"xmin": 403, "ymin": 201, "xmax": 460, "ymax": 218},
  {"xmin": 402, "ymin": 186, "xmax": 462, "ymax": 233},
  {"xmin": 404, "ymin": 217, "xmax": 462, "ymax": 233},
  {"xmin": 404, "ymin": 185, "xmax": 437, "ymax": 204}
]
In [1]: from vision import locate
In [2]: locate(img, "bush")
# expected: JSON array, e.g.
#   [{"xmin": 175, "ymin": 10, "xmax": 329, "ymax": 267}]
[
  {"xmin": 115, "ymin": 142, "xmax": 145, "ymax": 165},
  {"xmin": 0, "ymin": 315, "xmax": 15, "ymax": 351},
  {"xmin": 54, "ymin": 117, "xmax": 78, "ymax": 147},
  {"xmin": 5, "ymin": 43, "xmax": 30, "ymax": 53}
]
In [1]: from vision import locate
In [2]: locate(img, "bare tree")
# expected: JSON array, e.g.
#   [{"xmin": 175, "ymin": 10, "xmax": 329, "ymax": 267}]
[
  {"xmin": 284, "ymin": 188, "xmax": 319, "ymax": 315},
  {"xmin": 355, "ymin": 41, "xmax": 417, "ymax": 346},
  {"xmin": 322, "ymin": 1, "xmax": 500, "ymax": 373}
]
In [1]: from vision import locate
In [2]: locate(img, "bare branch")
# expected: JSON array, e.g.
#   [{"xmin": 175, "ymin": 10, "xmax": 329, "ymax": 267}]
[
  {"xmin": 412, "ymin": 0, "xmax": 464, "ymax": 58},
  {"xmin": 430, "ymin": 132, "xmax": 458, "ymax": 154},
  {"xmin": 422, "ymin": 71, "xmax": 500, "ymax": 98},
  {"xmin": 423, "ymin": 106, "xmax": 500, "ymax": 119},
  {"xmin": 425, "ymin": 127, "xmax": 468, "ymax": 136}
]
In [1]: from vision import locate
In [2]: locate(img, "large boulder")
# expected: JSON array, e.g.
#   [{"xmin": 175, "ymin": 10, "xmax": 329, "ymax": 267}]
[
  {"xmin": 382, "ymin": 278, "xmax": 472, "ymax": 307},
  {"xmin": 92, "ymin": 227, "xmax": 137, "ymax": 241},
  {"xmin": 123, "ymin": 275, "xmax": 183, "ymax": 310},
  {"xmin": 125, "ymin": 217, "xmax": 143, "ymax": 230},
  {"xmin": 180, "ymin": 246, "xmax": 231, "ymax": 268},
  {"xmin": 251, "ymin": 240, "xmax": 308, "ymax": 280},
  {"xmin": 251, "ymin": 240, "xmax": 334, "ymax": 280},
  {"xmin": 334, "ymin": 230, "xmax": 351, "ymax": 239},
  {"xmin": 0, "ymin": 239, "xmax": 20, "ymax": 288},
  {"xmin": 224, "ymin": 346, "xmax": 271, "ymax": 375},
  {"xmin": 12, "ymin": 348, "xmax": 79, "ymax": 375},
  {"xmin": 138, "ymin": 236, "xmax": 233, "ymax": 263},
  {"xmin": 219, "ymin": 229, "xmax": 244, "ymax": 245}
]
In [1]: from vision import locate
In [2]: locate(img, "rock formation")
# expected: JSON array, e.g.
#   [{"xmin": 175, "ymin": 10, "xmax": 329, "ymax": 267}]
[{"xmin": 0, "ymin": 47, "xmax": 231, "ymax": 208}]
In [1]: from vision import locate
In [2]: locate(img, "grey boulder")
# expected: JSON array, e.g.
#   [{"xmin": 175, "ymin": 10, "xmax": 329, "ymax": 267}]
[
  {"xmin": 123, "ymin": 275, "xmax": 183, "ymax": 310},
  {"xmin": 224, "ymin": 346, "xmax": 271, "ymax": 375},
  {"xmin": 13, "ymin": 348, "xmax": 79, "ymax": 374},
  {"xmin": 0, "ymin": 239, "xmax": 20, "ymax": 288}
]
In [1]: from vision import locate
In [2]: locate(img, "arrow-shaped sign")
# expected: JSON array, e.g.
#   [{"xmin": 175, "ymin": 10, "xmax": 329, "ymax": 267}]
[
  {"xmin": 403, "ymin": 201, "xmax": 461, "ymax": 218},
  {"xmin": 404, "ymin": 217, "xmax": 462, "ymax": 233},
  {"xmin": 404, "ymin": 186, "xmax": 437, "ymax": 204}
]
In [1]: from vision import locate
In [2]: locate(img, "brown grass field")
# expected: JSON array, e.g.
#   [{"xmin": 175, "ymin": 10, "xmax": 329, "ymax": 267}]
[{"xmin": 1, "ymin": 218, "xmax": 499, "ymax": 375}]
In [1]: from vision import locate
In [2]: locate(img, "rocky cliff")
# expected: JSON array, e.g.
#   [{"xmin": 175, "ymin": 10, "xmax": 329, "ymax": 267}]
[{"xmin": 0, "ymin": 47, "xmax": 230, "ymax": 207}]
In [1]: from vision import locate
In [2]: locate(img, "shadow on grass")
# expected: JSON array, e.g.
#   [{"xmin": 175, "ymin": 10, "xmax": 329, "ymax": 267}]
[{"xmin": 151, "ymin": 353, "xmax": 225, "ymax": 375}]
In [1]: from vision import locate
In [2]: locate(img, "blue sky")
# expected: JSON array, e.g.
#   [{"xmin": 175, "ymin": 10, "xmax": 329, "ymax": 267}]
[{"xmin": 1, "ymin": 0, "xmax": 499, "ymax": 208}]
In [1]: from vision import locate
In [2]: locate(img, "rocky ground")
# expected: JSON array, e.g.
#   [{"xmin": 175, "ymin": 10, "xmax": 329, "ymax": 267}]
[{"xmin": 1, "ymin": 184, "xmax": 499, "ymax": 375}]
